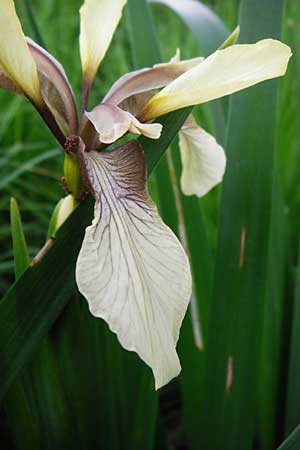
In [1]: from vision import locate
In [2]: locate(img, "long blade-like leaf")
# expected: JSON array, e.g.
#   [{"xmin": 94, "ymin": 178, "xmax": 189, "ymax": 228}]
[
  {"xmin": 197, "ymin": 0, "xmax": 285, "ymax": 449},
  {"xmin": 10, "ymin": 198, "xmax": 30, "ymax": 280},
  {"xmin": 258, "ymin": 177, "xmax": 287, "ymax": 450},
  {"xmin": 150, "ymin": 0, "xmax": 229, "ymax": 54},
  {"xmin": 277, "ymin": 425, "xmax": 300, "ymax": 450},
  {"xmin": 285, "ymin": 234, "xmax": 300, "ymax": 435}
]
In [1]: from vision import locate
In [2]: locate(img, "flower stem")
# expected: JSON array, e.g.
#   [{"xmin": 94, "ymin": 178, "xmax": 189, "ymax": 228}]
[
  {"xmin": 35, "ymin": 102, "xmax": 65, "ymax": 146},
  {"xmin": 30, "ymin": 238, "xmax": 55, "ymax": 267},
  {"xmin": 166, "ymin": 149, "xmax": 203, "ymax": 350},
  {"xmin": 81, "ymin": 81, "xmax": 90, "ymax": 117}
]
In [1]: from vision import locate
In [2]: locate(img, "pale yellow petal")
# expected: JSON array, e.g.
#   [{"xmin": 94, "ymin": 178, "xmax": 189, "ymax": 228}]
[
  {"xmin": 80, "ymin": 0, "xmax": 127, "ymax": 84},
  {"xmin": 141, "ymin": 39, "xmax": 292, "ymax": 121},
  {"xmin": 179, "ymin": 123, "xmax": 226, "ymax": 197},
  {"xmin": 0, "ymin": 0, "xmax": 41, "ymax": 104},
  {"xmin": 76, "ymin": 141, "xmax": 192, "ymax": 389}
]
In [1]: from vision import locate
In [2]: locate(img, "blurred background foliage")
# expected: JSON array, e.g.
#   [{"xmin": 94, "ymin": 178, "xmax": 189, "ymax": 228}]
[{"xmin": 1, "ymin": 0, "xmax": 300, "ymax": 449}]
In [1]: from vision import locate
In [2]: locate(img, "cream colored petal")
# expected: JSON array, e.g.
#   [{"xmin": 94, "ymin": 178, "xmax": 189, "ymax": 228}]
[
  {"xmin": 141, "ymin": 39, "xmax": 292, "ymax": 121},
  {"xmin": 179, "ymin": 123, "xmax": 226, "ymax": 197},
  {"xmin": 76, "ymin": 141, "xmax": 192, "ymax": 389},
  {"xmin": 0, "ymin": 0, "xmax": 41, "ymax": 104},
  {"xmin": 128, "ymin": 114, "xmax": 162, "ymax": 139},
  {"xmin": 80, "ymin": 0, "xmax": 127, "ymax": 84}
]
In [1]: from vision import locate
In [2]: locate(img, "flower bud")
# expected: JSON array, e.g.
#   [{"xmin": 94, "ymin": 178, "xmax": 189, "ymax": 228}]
[{"xmin": 47, "ymin": 194, "xmax": 76, "ymax": 238}]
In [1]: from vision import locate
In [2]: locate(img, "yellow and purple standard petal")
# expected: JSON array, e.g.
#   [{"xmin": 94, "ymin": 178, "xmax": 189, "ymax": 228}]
[
  {"xmin": 85, "ymin": 103, "xmax": 162, "ymax": 144},
  {"xmin": 140, "ymin": 39, "xmax": 292, "ymax": 121},
  {"xmin": 0, "ymin": 37, "xmax": 78, "ymax": 136},
  {"xmin": 179, "ymin": 120, "xmax": 226, "ymax": 197},
  {"xmin": 0, "ymin": 0, "xmax": 42, "ymax": 104},
  {"xmin": 0, "ymin": 68, "xmax": 23, "ymax": 95},
  {"xmin": 27, "ymin": 39, "xmax": 78, "ymax": 136},
  {"xmin": 76, "ymin": 140, "xmax": 192, "ymax": 389},
  {"xmin": 79, "ymin": 0, "xmax": 127, "ymax": 85},
  {"xmin": 104, "ymin": 55, "xmax": 203, "ymax": 110}
]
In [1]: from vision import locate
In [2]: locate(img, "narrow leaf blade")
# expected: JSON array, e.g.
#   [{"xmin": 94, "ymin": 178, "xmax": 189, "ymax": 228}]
[{"xmin": 10, "ymin": 197, "xmax": 30, "ymax": 280}]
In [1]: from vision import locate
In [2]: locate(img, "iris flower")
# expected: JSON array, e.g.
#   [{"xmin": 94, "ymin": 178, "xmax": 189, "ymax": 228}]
[{"xmin": 0, "ymin": 0, "xmax": 291, "ymax": 388}]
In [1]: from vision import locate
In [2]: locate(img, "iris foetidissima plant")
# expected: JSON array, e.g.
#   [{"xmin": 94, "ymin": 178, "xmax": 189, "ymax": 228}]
[{"xmin": 0, "ymin": 0, "xmax": 292, "ymax": 389}]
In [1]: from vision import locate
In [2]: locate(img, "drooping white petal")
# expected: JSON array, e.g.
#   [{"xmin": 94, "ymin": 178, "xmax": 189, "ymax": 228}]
[
  {"xmin": 0, "ymin": 0, "xmax": 42, "ymax": 104},
  {"xmin": 179, "ymin": 121, "xmax": 226, "ymax": 197},
  {"xmin": 76, "ymin": 140, "xmax": 192, "ymax": 389},
  {"xmin": 140, "ymin": 39, "xmax": 292, "ymax": 121},
  {"xmin": 79, "ymin": 0, "xmax": 127, "ymax": 84},
  {"xmin": 85, "ymin": 103, "xmax": 162, "ymax": 144}
]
